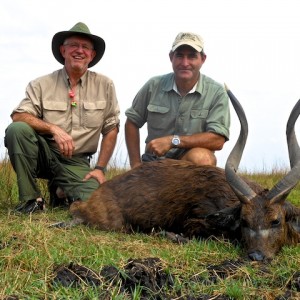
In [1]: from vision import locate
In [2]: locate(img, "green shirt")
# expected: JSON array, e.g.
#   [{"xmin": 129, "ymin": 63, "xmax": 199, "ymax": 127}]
[
  {"xmin": 125, "ymin": 72, "xmax": 230, "ymax": 144},
  {"xmin": 12, "ymin": 68, "xmax": 120, "ymax": 155}
]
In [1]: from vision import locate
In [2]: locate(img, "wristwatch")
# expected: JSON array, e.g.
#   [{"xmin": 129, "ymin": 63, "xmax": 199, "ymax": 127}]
[
  {"xmin": 171, "ymin": 135, "xmax": 181, "ymax": 147},
  {"xmin": 94, "ymin": 166, "xmax": 107, "ymax": 174}
]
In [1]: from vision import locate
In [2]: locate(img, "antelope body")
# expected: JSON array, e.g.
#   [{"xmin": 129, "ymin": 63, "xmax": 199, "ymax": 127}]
[{"xmin": 65, "ymin": 90, "xmax": 300, "ymax": 261}]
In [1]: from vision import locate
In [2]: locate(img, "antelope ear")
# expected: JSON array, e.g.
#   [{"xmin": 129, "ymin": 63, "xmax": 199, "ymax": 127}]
[
  {"xmin": 206, "ymin": 204, "xmax": 242, "ymax": 231},
  {"xmin": 284, "ymin": 202, "xmax": 300, "ymax": 222},
  {"xmin": 281, "ymin": 202, "xmax": 300, "ymax": 235},
  {"xmin": 269, "ymin": 187, "xmax": 293, "ymax": 205}
]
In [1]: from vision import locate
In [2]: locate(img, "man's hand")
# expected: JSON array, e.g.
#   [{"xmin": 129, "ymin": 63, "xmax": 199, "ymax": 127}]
[
  {"xmin": 50, "ymin": 125, "xmax": 75, "ymax": 157},
  {"xmin": 83, "ymin": 169, "xmax": 106, "ymax": 184},
  {"xmin": 146, "ymin": 136, "xmax": 172, "ymax": 157},
  {"xmin": 11, "ymin": 112, "xmax": 76, "ymax": 158}
]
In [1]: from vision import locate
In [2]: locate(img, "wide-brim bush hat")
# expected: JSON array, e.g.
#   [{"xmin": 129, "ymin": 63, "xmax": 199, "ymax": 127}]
[{"xmin": 52, "ymin": 22, "xmax": 105, "ymax": 68}]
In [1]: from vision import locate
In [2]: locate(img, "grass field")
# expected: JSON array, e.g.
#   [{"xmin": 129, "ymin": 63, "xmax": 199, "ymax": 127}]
[{"xmin": 0, "ymin": 157, "xmax": 300, "ymax": 300}]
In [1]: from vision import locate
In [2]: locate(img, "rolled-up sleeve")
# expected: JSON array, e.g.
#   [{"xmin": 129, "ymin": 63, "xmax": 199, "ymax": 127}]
[
  {"xmin": 206, "ymin": 88, "xmax": 230, "ymax": 140},
  {"xmin": 101, "ymin": 81, "xmax": 120, "ymax": 135},
  {"xmin": 11, "ymin": 79, "xmax": 43, "ymax": 118},
  {"xmin": 125, "ymin": 79, "xmax": 154, "ymax": 128}
]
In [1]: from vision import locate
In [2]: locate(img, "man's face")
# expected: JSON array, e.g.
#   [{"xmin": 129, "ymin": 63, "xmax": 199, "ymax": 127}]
[
  {"xmin": 169, "ymin": 46, "xmax": 206, "ymax": 82},
  {"xmin": 60, "ymin": 35, "xmax": 96, "ymax": 73}
]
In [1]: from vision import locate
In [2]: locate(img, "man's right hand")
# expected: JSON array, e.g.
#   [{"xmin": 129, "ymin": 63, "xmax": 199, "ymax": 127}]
[
  {"xmin": 146, "ymin": 136, "xmax": 173, "ymax": 157},
  {"xmin": 51, "ymin": 125, "xmax": 75, "ymax": 157},
  {"xmin": 12, "ymin": 112, "xmax": 75, "ymax": 157}
]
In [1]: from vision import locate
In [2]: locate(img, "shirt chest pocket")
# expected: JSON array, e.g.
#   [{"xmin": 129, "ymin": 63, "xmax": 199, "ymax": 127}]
[
  {"xmin": 83, "ymin": 101, "xmax": 106, "ymax": 128},
  {"xmin": 43, "ymin": 101, "xmax": 68, "ymax": 129},
  {"xmin": 191, "ymin": 109, "xmax": 209, "ymax": 118},
  {"xmin": 188, "ymin": 109, "xmax": 209, "ymax": 132},
  {"xmin": 147, "ymin": 104, "xmax": 170, "ymax": 130}
]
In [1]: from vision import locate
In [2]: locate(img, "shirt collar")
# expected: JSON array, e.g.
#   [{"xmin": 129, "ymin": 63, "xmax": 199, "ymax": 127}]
[
  {"xmin": 173, "ymin": 81, "xmax": 198, "ymax": 95},
  {"xmin": 164, "ymin": 72, "xmax": 204, "ymax": 95},
  {"xmin": 62, "ymin": 67, "xmax": 87, "ymax": 87}
]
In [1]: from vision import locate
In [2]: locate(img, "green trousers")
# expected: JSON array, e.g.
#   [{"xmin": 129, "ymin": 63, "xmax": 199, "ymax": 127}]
[{"xmin": 4, "ymin": 122, "xmax": 99, "ymax": 203}]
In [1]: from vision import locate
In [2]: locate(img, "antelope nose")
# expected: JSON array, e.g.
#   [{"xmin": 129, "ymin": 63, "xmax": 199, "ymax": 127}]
[{"xmin": 248, "ymin": 250, "xmax": 265, "ymax": 261}]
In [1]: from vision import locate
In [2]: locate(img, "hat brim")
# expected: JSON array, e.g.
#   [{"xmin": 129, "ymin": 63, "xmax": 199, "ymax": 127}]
[
  {"xmin": 52, "ymin": 31, "xmax": 105, "ymax": 68},
  {"xmin": 172, "ymin": 41, "xmax": 202, "ymax": 53}
]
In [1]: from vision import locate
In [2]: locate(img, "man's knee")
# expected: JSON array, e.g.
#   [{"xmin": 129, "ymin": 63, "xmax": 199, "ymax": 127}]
[
  {"xmin": 5, "ymin": 122, "xmax": 38, "ymax": 154},
  {"xmin": 181, "ymin": 148, "xmax": 217, "ymax": 166},
  {"xmin": 5, "ymin": 122, "xmax": 34, "ymax": 140}
]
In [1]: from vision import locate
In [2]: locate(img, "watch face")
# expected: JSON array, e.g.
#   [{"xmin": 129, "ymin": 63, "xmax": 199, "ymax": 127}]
[{"xmin": 172, "ymin": 137, "xmax": 180, "ymax": 146}]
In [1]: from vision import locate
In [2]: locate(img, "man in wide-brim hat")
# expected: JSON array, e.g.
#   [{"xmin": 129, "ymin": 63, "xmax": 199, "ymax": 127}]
[
  {"xmin": 4, "ymin": 22, "xmax": 120, "ymax": 214},
  {"xmin": 52, "ymin": 22, "xmax": 106, "ymax": 68}
]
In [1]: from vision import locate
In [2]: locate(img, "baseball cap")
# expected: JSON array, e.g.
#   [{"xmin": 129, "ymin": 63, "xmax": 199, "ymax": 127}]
[{"xmin": 171, "ymin": 32, "xmax": 204, "ymax": 52}]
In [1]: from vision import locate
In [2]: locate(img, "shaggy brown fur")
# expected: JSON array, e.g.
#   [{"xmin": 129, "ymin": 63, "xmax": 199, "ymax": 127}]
[{"xmin": 67, "ymin": 159, "xmax": 300, "ymax": 260}]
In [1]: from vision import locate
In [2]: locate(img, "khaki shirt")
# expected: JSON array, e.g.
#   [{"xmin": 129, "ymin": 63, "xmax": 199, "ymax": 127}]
[
  {"xmin": 125, "ymin": 72, "xmax": 230, "ymax": 144},
  {"xmin": 12, "ymin": 68, "xmax": 120, "ymax": 155}
]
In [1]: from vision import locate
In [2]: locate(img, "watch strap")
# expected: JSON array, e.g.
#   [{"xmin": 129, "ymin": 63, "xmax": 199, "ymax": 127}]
[{"xmin": 94, "ymin": 166, "xmax": 107, "ymax": 173}]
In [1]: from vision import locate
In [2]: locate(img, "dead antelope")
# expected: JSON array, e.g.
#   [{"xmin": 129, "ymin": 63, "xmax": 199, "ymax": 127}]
[{"xmin": 56, "ymin": 89, "xmax": 300, "ymax": 261}]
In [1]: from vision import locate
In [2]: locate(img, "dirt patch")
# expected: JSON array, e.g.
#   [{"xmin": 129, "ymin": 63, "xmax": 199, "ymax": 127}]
[
  {"xmin": 52, "ymin": 257, "xmax": 174, "ymax": 299},
  {"xmin": 52, "ymin": 262, "xmax": 101, "ymax": 287},
  {"xmin": 122, "ymin": 257, "xmax": 174, "ymax": 295},
  {"xmin": 50, "ymin": 257, "xmax": 300, "ymax": 299},
  {"xmin": 51, "ymin": 257, "xmax": 235, "ymax": 299}
]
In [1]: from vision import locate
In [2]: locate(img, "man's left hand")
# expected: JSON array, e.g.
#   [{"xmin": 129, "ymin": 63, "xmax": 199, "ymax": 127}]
[{"xmin": 83, "ymin": 169, "xmax": 106, "ymax": 184}]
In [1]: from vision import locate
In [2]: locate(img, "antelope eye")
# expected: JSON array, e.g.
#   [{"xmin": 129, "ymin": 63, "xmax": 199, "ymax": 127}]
[{"xmin": 271, "ymin": 219, "xmax": 281, "ymax": 227}]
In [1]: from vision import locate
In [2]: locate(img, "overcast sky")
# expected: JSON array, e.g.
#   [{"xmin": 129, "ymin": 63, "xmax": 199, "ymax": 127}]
[{"xmin": 1, "ymin": 0, "xmax": 300, "ymax": 172}]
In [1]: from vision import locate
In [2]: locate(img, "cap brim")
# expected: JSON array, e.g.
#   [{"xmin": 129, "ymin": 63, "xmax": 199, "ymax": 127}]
[
  {"xmin": 172, "ymin": 41, "xmax": 202, "ymax": 53},
  {"xmin": 52, "ymin": 31, "xmax": 106, "ymax": 68}
]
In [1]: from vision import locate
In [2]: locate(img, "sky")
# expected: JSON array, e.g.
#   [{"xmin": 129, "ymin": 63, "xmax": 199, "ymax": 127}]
[{"xmin": 1, "ymin": 0, "xmax": 300, "ymax": 172}]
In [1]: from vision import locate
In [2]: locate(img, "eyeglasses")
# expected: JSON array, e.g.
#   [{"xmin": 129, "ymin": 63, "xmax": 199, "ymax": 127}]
[{"xmin": 63, "ymin": 42, "xmax": 94, "ymax": 52}]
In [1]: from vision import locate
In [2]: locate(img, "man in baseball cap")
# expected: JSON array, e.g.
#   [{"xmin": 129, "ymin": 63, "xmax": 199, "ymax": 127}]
[
  {"xmin": 125, "ymin": 31, "xmax": 230, "ymax": 169},
  {"xmin": 171, "ymin": 32, "xmax": 204, "ymax": 52}
]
